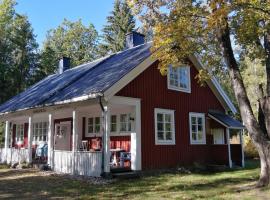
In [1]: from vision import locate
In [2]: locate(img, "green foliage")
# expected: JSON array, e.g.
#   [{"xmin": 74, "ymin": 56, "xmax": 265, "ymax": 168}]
[
  {"xmin": 98, "ymin": 0, "xmax": 135, "ymax": 56},
  {"xmin": 244, "ymin": 133, "xmax": 259, "ymax": 158},
  {"xmin": 240, "ymin": 58, "xmax": 266, "ymax": 117},
  {"xmin": 0, "ymin": 0, "xmax": 38, "ymax": 101},
  {"xmin": 34, "ymin": 19, "xmax": 99, "ymax": 81}
]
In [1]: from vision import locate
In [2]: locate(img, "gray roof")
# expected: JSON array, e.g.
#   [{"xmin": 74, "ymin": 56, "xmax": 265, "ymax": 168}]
[
  {"xmin": 0, "ymin": 43, "xmax": 152, "ymax": 114},
  {"xmin": 209, "ymin": 111, "xmax": 245, "ymax": 129}
]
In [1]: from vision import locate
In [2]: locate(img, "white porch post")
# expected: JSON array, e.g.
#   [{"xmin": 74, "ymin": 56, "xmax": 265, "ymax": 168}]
[
  {"xmin": 103, "ymin": 105, "xmax": 111, "ymax": 173},
  {"xmin": 4, "ymin": 121, "xmax": 10, "ymax": 163},
  {"xmin": 47, "ymin": 113, "xmax": 54, "ymax": 168},
  {"xmin": 240, "ymin": 130, "xmax": 245, "ymax": 167},
  {"xmin": 72, "ymin": 109, "xmax": 79, "ymax": 174},
  {"xmin": 27, "ymin": 116, "xmax": 33, "ymax": 163},
  {"xmin": 131, "ymin": 100, "xmax": 142, "ymax": 171},
  {"xmin": 226, "ymin": 128, "xmax": 232, "ymax": 168}
]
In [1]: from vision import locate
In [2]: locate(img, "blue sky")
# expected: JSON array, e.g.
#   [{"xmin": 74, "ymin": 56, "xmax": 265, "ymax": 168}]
[{"xmin": 16, "ymin": 0, "xmax": 116, "ymax": 47}]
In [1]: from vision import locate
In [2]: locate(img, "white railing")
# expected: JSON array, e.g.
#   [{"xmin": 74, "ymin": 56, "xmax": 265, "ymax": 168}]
[
  {"xmin": 0, "ymin": 148, "xmax": 29, "ymax": 164},
  {"xmin": 53, "ymin": 150, "xmax": 102, "ymax": 177}
]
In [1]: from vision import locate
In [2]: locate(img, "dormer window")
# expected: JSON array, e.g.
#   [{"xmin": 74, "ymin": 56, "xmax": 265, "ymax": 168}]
[{"xmin": 168, "ymin": 65, "xmax": 191, "ymax": 93}]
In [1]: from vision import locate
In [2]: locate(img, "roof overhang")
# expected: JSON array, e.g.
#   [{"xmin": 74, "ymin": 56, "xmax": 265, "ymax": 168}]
[{"xmin": 208, "ymin": 112, "xmax": 245, "ymax": 129}]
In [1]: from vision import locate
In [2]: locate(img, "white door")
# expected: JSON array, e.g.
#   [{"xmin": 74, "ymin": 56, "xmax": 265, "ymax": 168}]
[
  {"xmin": 212, "ymin": 128, "xmax": 225, "ymax": 144},
  {"xmin": 54, "ymin": 122, "xmax": 71, "ymax": 151}
]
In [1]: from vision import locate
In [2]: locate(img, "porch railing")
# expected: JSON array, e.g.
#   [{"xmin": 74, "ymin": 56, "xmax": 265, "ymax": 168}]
[
  {"xmin": 0, "ymin": 148, "xmax": 29, "ymax": 164},
  {"xmin": 53, "ymin": 150, "xmax": 102, "ymax": 177}
]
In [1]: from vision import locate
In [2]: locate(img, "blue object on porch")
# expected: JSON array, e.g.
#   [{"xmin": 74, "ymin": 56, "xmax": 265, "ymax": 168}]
[
  {"xmin": 36, "ymin": 143, "xmax": 48, "ymax": 158},
  {"xmin": 208, "ymin": 111, "xmax": 245, "ymax": 129},
  {"xmin": 0, "ymin": 42, "xmax": 152, "ymax": 114}
]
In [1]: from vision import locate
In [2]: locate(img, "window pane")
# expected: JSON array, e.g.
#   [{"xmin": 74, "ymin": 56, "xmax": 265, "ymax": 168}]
[
  {"xmin": 157, "ymin": 113, "xmax": 163, "ymax": 122},
  {"xmin": 157, "ymin": 122, "xmax": 164, "ymax": 131},
  {"xmin": 111, "ymin": 124, "xmax": 117, "ymax": 132},
  {"xmin": 198, "ymin": 131, "xmax": 203, "ymax": 140},
  {"xmin": 120, "ymin": 122, "xmax": 126, "ymax": 132},
  {"xmin": 111, "ymin": 115, "xmax": 117, "ymax": 123},
  {"xmin": 192, "ymin": 132, "xmax": 197, "ymax": 140},
  {"xmin": 158, "ymin": 131, "xmax": 164, "ymax": 140},
  {"xmin": 166, "ymin": 132, "xmax": 172, "ymax": 140},
  {"xmin": 88, "ymin": 125, "xmax": 93, "ymax": 133},
  {"xmin": 165, "ymin": 114, "xmax": 171, "ymax": 122},
  {"xmin": 88, "ymin": 118, "xmax": 93, "ymax": 125},
  {"xmin": 120, "ymin": 114, "xmax": 127, "ymax": 123},
  {"xmin": 198, "ymin": 125, "xmax": 202, "ymax": 132},
  {"xmin": 165, "ymin": 123, "xmax": 171, "ymax": 131},
  {"xmin": 198, "ymin": 117, "xmax": 202, "ymax": 125},
  {"xmin": 191, "ymin": 117, "xmax": 196, "ymax": 124},
  {"xmin": 179, "ymin": 68, "xmax": 188, "ymax": 88},
  {"xmin": 192, "ymin": 125, "xmax": 196, "ymax": 132}
]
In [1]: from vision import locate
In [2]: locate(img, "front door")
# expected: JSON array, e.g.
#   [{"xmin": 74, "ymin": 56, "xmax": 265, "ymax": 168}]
[{"xmin": 54, "ymin": 122, "xmax": 71, "ymax": 151}]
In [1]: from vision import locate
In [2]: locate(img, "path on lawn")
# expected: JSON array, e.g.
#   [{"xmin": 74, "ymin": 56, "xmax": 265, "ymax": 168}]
[{"xmin": 0, "ymin": 164, "xmax": 269, "ymax": 200}]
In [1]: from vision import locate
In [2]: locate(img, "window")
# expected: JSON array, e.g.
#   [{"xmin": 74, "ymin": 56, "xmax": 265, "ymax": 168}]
[
  {"xmin": 120, "ymin": 114, "xmax": 132, "ymax": 132},
  {"xmin": 16, "ymin": 124, "xmax": 24, "ymax": 143},
  {"xmin": 87, "ymin": 117, "xmax": 101, "ymax": 134},
  {"xmin": 154, "ymin": 108, "xmax": 175, "ymax": 145},
  {"xmin": 189, "ymin": 113, "xmax": 206, "ymax": 144},
  {"xmin": 212, "ymin": 129, "xmax": 225, "ymax": 144},
  {"xmin": 33, "ymin": 122, "xmax": 48, "ymax": 142},
  {"xmin": 168, "ymin": 66, "xmax": 191, "ymax": 93},
  {"xmin": 111, "ymin": 115, "xmax": 117, "ymax": 132}
]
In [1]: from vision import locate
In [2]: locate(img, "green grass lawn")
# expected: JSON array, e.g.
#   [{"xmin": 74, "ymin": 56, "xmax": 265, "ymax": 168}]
[{"xmin": 0, "ymin": 160, "xmax": 269, "ymax": 200}]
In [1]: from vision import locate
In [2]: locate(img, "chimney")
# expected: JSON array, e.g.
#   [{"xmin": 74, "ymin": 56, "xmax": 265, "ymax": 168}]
[
  {"xmin": 58, "ymin": 57, "xmax": 71, "ymax": 74},
  {"xmin": 125, "ymin": 31, "xmax": 145, "ymax": 49}
]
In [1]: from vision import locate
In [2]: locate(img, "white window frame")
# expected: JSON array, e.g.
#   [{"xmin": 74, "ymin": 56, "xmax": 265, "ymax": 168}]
[
  {"xmin": 189, "ymin": 112, "xmax": 206, "ymax": 145},
  {"xmin": 33, "ymin": 122, "xmax": 48, "ymax": 143},
  {"xmin": 212, "ymin": 128, "xmax": 225, "ymax": 145},
  {"xmin": 110, "ymin": 115, "xmax": 117, "ymax": 133},
  {"xmin": 15, "ymin": 124, "xmax": 24, "ymax": 144},
  {"xmin": 120, "ymin": 113, "xmax": 133, "ymax": 132},
  {"xmin": 86, "ymin": 117, "xmax": 101, "ymax": 136},
  {"xmin": 167, "ymin": 65, "xmax": 191, "ymax": 93},
  {"xmin": 154, "ymin": 108, "xmax": 175, "ymax": 145}
]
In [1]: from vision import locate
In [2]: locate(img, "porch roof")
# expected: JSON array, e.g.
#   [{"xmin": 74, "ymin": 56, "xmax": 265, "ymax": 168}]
[
  {"xmin": 208, "ymin": 111, "xmax": 245, "ymax": 129},
  {"xmin": 0, "ymin": 43, "xmax": 152, "ymax": 115}
]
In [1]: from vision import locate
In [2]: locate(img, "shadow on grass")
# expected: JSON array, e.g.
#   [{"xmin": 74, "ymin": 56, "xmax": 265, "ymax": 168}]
[{"xmin": 0, "ymin": 159, "xmax": 261, "ymax": 200}]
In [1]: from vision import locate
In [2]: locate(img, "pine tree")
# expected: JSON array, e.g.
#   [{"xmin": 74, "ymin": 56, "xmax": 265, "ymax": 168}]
[{"xmin": 99, "ymin": 0, "xmax": 135, "ymax": 56}]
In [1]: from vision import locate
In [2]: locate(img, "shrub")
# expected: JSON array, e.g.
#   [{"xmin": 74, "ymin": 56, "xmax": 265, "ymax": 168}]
[{"xmin": 244, "ymin": 133, "xmax": 259, "ymax": 159}]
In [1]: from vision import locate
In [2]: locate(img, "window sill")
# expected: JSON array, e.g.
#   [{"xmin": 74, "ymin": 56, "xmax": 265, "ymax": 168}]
[
  {"xmin": 155, "ymin": 141, "xmax": 175, "ymax": 145},
  {"xmin": 168, "ymin": 86, "xmax": 191, "ymax": 93}
]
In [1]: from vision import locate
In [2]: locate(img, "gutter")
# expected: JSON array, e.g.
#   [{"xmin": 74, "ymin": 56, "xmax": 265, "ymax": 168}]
[{"xmin": 98, "ymin": 95, "xmax": 106, "ymax": 175}]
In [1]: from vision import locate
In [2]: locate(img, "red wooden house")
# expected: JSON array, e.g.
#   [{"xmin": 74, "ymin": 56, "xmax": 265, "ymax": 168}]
[{"xmin": 0, "ymin": 32, "xmax": 244, "ymax": 176}]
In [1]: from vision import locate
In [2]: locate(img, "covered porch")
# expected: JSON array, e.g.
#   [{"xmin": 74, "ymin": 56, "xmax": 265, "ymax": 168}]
[
  {"xmin": 0, "ymin": 96, "xmax": 141, "ymax": 176},
  {"xmin": 208, "ymin": 111, "xmax": 245, "ymax": 168}
]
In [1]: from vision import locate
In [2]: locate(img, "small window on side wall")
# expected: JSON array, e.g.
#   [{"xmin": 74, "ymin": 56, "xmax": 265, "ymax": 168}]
[
  {"xmin": 212, "ymin": 128, "xmax": 225, "ymax": 144},
  {"xmin": 189, "ymin": 113, "xmax": 206, "ymax": 144},
  {"xmin": 168, "ymin": 65, "xmax": 191, "ymax": 93},
  {"xmin": 155, "ymin": 108, "xmax": 175, "ymax": 145}
]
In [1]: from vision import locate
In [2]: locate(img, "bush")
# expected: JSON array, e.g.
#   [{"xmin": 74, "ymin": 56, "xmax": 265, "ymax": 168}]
[{"xmin": 244, "ymin": 133, "xmax": 259, "ymax": 158}]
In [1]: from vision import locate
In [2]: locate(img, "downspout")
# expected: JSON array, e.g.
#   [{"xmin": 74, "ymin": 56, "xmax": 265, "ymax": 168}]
[{"xmin": 99, "ymin": 95, "xmax": 105, "ymax": 175}]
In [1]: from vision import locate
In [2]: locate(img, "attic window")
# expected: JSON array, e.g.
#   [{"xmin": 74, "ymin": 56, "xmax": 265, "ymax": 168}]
[{"xmin": 168, "ymin": 66, "xmax": 191, "ymax": 93}]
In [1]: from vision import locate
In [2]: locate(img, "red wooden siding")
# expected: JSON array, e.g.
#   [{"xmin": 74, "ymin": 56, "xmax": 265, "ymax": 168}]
[{"xmin": 117, "ymin": 61, "xmax": 229, "ymax": 169}]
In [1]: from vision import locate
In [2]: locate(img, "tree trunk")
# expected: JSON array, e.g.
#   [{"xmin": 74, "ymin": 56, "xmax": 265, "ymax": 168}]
[{"xmin": 217, "ymin": 20, "xmax": 270, "ymax": 187}]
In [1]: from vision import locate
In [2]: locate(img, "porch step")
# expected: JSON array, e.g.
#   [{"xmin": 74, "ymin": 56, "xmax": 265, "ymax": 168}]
[{"xmin": 112, "ymin": 171, "xmax": 140, "ymax": 179}]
